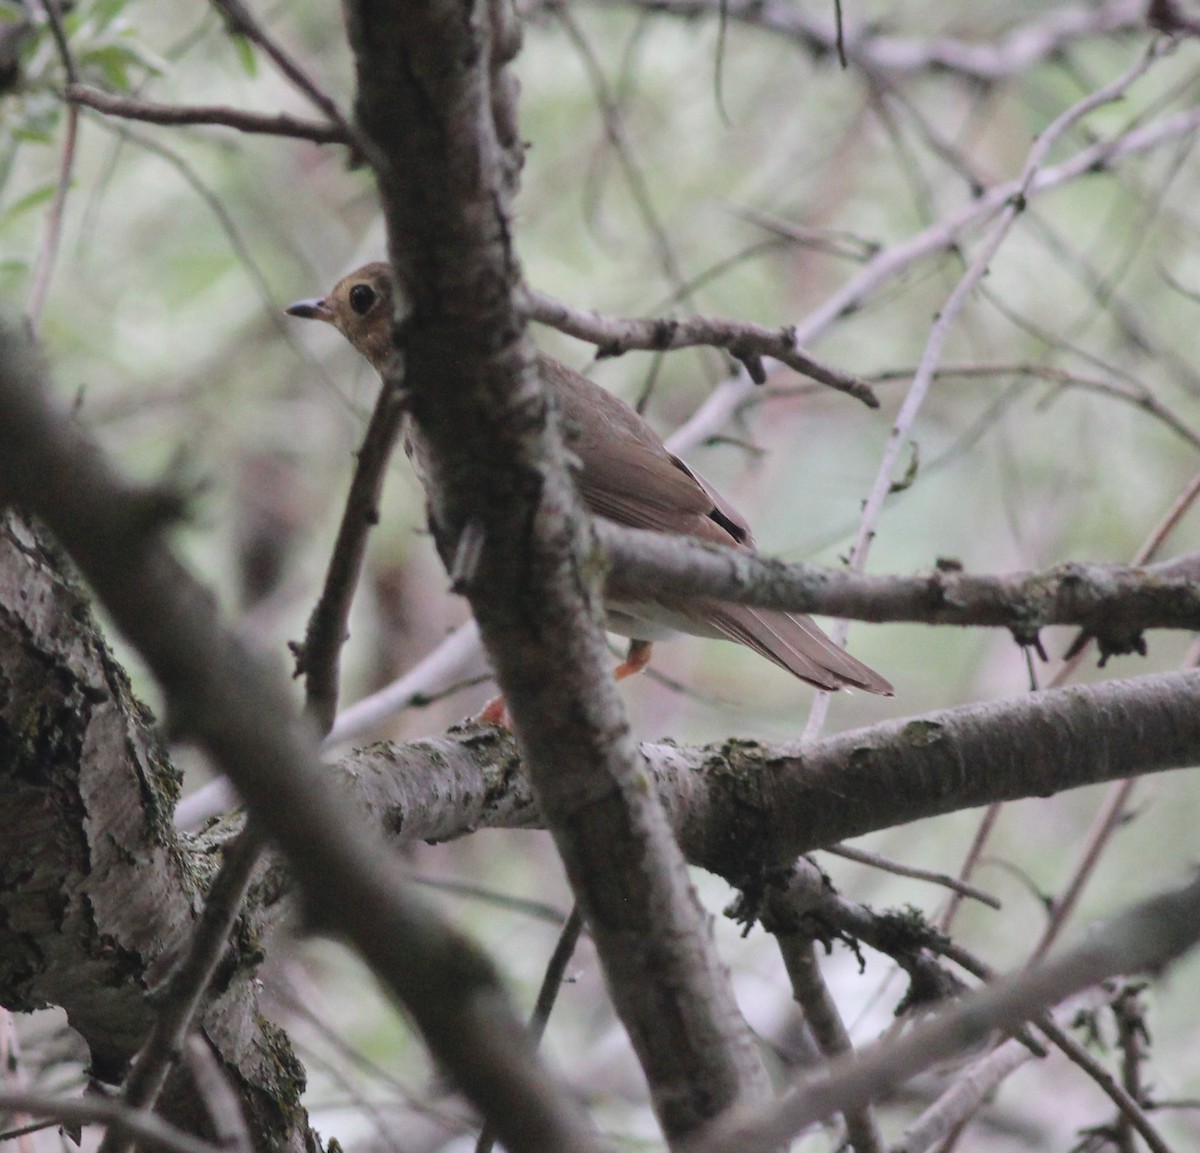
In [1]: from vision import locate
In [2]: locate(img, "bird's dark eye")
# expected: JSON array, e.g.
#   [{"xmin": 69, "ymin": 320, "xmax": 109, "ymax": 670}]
[{"xmin": 349, "ymin": 284, "xmax": 377, "ymax": 315}]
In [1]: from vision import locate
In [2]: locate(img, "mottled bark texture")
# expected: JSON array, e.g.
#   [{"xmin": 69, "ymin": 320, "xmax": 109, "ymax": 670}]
[
  {"xmin": 336, "ymin": 668, "xmax": 1200, "ymax": 881},
  {"xmin": 0, "ymin": 511, "xmax": 313, "ymax": 1153}
]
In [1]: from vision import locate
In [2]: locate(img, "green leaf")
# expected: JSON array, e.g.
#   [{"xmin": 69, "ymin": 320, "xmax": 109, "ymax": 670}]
[
  {"xmin": 232, "ymin": 34, "xmax": 256, "ymax": 77},
  {"xmin": 4, "ymin": 182, "xmax": 56, "ymax": 218},
  {"xmin": 78, "ymin": 38, "xmax": 164, "ymax": 90},
  {"xmin": 89, "ymin": 0, "xmax": 135, "ymax": 31}
]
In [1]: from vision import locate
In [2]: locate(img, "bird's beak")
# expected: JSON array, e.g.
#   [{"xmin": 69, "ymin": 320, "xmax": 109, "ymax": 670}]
[{"xmin": 285, "ymin": 297, "xmax": 333, "ymax": 322}]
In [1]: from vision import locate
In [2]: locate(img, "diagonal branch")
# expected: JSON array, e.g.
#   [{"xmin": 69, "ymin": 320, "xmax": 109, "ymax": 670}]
[
  {"xmin": 0, "ymin": 329, "xmax": 601, "ymax": 1153},
  {"xmin": 296, "ymin": 364, "xmax": 410, "ymax": 733},
  {"xmin": 693, "ymin": 872, "xmax": 1200, "ymax": 1153}
]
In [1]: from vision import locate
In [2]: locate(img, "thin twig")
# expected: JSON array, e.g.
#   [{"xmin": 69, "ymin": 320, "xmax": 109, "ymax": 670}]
[
  {"xmin": 475, "ymin": 908, "xmax": 586, "ymax": 1153},
  {"xmin": 1029, "ymin": 781, "xmax": 1138, "ymax": 965},
  {"xmin": 320, "ymin": 620, "xmax": 481, "ymax": 747},
  {"xmin": 207, "ymin": 0, "xmax": 371, "ymax": 160},
  {"xmin": 65, "ymin": 84, "xmax": 348, "ymax": 144},
  {"xmin": 864, "ymin": 362, "xmax": 1200, "ymax": 452},
  {"xmin": 936, "ymin": 804, "xmax": 1002, "ymax": 933},
  {"xmin": 412, "ymin": 875, "xmax": 571, "ymax": 925},
  {"xmin": 26, "ymin": 1, "xmax": 79, "ymax": 333},
  {"xmin": 549, "ymin": 2, "xmax": 695, "ymax": 309},
  {"xmin": 525, "ymin": 290, "xmax": 879, "ymax": 405},
  {"xmin": 803, "ymin": 41, "xmax": 1170, "ymax": 739},
  {"xmin": 826, "ymin": 843, "xmax": 1001, "ymax": 908},
  {"xmin": 1112, "ymin": 985, "xmax": 1149, "ymax": 1153},
  {"xmin": 0, "ymin": 1089, "xmax": 223, "ymax": 1153},
  {"xmin": 298, "ymin": 363, "xmax": 410, "ymax": 735},
  {"xmin": 575, "ymin": 0, "xmax": 1148, "ymax": 83},
  {"xmin": 97, "ymin": 829, "xmax": 263, "ymax": 1153},
  {"xmin": 774, "ymin": 937, "xmax": 884, "ymax": 1153}
]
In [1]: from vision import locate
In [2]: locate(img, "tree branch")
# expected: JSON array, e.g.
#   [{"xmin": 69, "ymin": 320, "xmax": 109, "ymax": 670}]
[
  {"xmin": 0, "ymin": 512, "xmax": 313, "ymax": 1149},
  {"xmin": 334, "ymin": 667, "xmax": 1200, "ymax": 878},
  {"xmin": 295, "ymin": 364, "xmax": 410, "ymax": 734},
  {"xmin": 343, "ymin": 0, "xmax": 772, "ymax": 1136},
  {"xmin": 598, "ymin": 521, "xmax": 1200, "ymax": 657},
  {"xmin": 0, "ymin": 330, "xmax": 600, "ymax": 1153},
  {"xmin": 695, "ymin": 871, "xmax": 1200, "ymax": 1153},
  {"xmin": 573, "ymin": 0, "xmax": 1149, "ymax": 83},
  {"xmin": 65, "ymin": 85, "xmax": 348, "ymax": 144},
  {"xmin": 524, "ymin": 289, "xmax": 880, "ymax": 406}
]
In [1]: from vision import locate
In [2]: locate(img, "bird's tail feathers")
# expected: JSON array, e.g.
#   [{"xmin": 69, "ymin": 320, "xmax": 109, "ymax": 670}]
[{"xmin": 709, "ymin": 605, "xmax": 893, "ymax": 695}]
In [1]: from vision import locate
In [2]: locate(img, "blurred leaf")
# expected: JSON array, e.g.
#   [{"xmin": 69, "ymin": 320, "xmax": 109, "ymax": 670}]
[
  {"xmin": 78, "ymin": 37, "xmax": 165, "ymax": 90},
  {"xmin": 3, "ymin": 182, "xmax": 55, "ymax": 220},
  {"xmin": 9, "ymin": 92, "xmax": 60, "ymax": 143},
  {"xmin": 89, "ymin": 0, "xmax": 137, "ymax": 31},
  {"xmin": 232, "ymin": 34, "xmax": 256, "ymax": 77}
]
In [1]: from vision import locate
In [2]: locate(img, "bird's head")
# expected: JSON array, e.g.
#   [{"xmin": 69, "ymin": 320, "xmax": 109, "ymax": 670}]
[{"xmin": 286, "ymin": 262, "xmax": 404, "ymax": 373}]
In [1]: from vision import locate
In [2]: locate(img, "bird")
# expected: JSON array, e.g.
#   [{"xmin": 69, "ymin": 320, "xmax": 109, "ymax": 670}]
[{"xmin": 287, "ymin": 262, "xmax": 892, "ymax": 705}]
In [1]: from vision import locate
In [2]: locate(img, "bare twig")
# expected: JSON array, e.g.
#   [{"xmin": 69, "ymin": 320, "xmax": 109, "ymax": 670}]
[
  {"xmin": 548, "ymin": 0, "xmax": 693, "ymax": 307},
  {"xmin": 26, "ymin": 1, "xmax": 79, "ymax": 333},
  {"xmin": 296, "ymin": 362, "xmax": 410, "ymax": 734},
  {"xmin": 97, "ymin": 830, "xmax": 263, "ymax": 1153},
  {"xmin": 65, "ymin": 84, "xmax": 348, "ymax": 144},
  {"xmin": 845, "ymin": 43, "xmax": 1168, "ymax": 595},
  {"xmin": 773, "ymin": 938, "xmax": 884, "ymax": 1153},
  {"xmin": 0, "ymin": 1089, "xmax": 223, "ymax": 1153},
  {"xmin": 476, "ymin": 908, "xmax": 586, "ymax": 1153},
  {"xmin": 577, "ymin": 0, "xmax": 1148, "ymax": 83},
  {"xmin": 825, "ymin": 844, "xmax": 1001, "ymax": 909},
  {"xmin": 695, "ymin": 872, "xmax": 1200, "ymax": 1153},
  {"xmin": 1112, "ymin": 985, "xmax": 1150, "ymax": 1153},
  {"xmin": 1029, "ymin": 781, "xmax": 1138, "ymax": 965},
  {"xmin": 524, "ymin": 290, "xmax": 880, "ymax": 406},
  {"xmin": 206, "ymin": 0, "xmax": 369, "ymax": 159},
  {"xmin": 323, "ymin": 619, "xmax": 483, "ymax": 749},
  {"xmin": 863, "ymin": 362, "xmax": 1200, "ymax": 452},
  {"xmin": 936, "ymin": 804, "xmax": 1002, "ymax": 933}
]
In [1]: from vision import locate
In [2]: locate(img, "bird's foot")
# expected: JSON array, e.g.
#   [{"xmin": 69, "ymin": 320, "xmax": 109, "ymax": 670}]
[
  {"xmin": 476, "ymin": 694, "xmax": 512, "ymax": 728},
  {"xmin": 613, "ymin": 639, "xmax": 653, "ymax": 681}
]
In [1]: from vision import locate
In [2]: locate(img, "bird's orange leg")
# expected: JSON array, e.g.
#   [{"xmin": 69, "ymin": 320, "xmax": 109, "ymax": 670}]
[
  {"xmin": 613, "ymin": 639, "xmax": 653, "ymax": 681},
  {"xmin": 476, "ymin": 694, "xmax": 511, "ymax": 727},
  {"xmin": 476, "ymin": 640, "xmax": 654, "ymax": 729}
]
